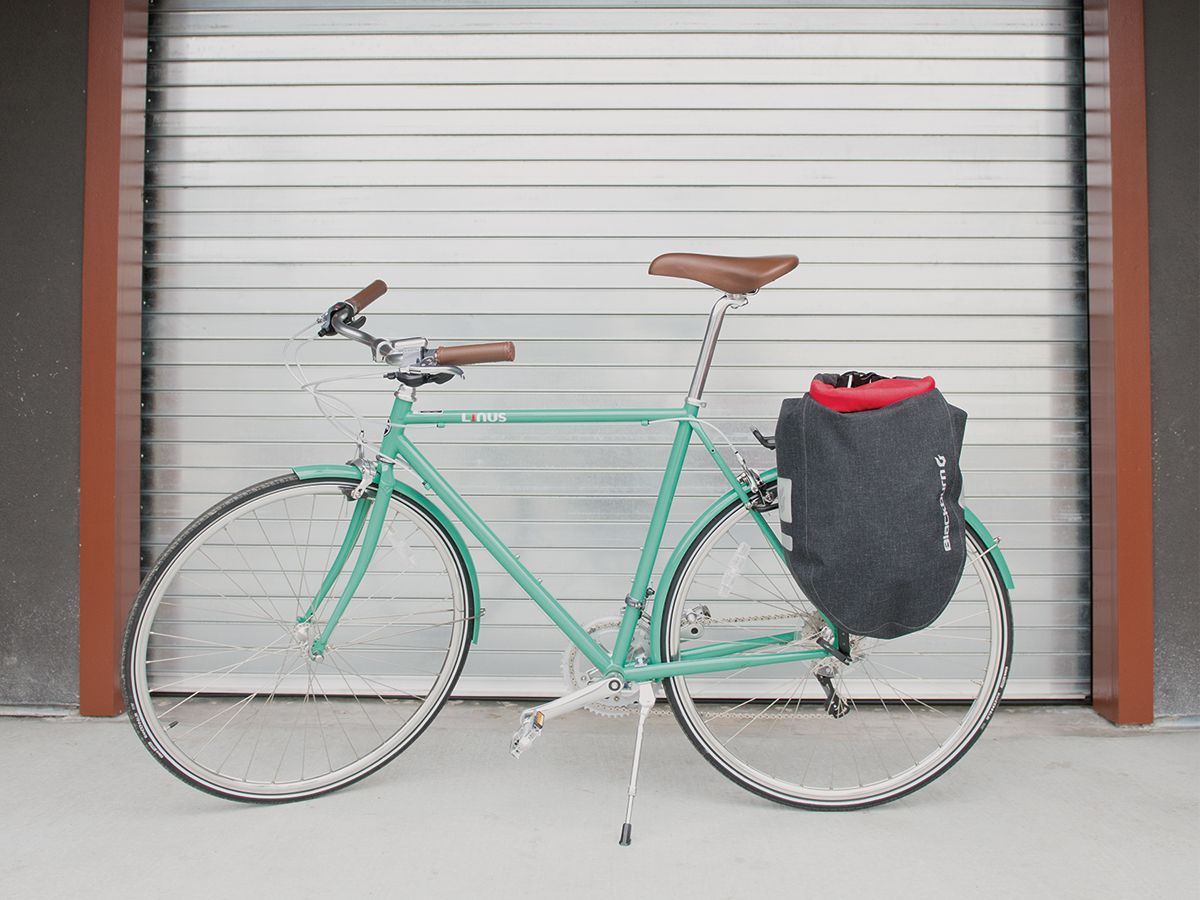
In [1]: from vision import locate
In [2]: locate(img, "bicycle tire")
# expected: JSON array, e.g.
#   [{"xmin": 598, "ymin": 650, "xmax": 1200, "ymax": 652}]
[
  {"xmin": 122, "ymin": 474, "xmax": 473, "ymax": 803},
  {"xmin": 659, "ymin": 482, "xmax": 1012, "ymax": 810}
]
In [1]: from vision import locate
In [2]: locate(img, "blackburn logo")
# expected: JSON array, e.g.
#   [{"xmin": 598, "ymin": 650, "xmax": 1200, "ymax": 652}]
[
  {"xmin": 935, "ymin": 455, "xmax": 951, "ymax": 551},
  {"xmin": 460, "ymin": 412, "xmax": 507, "ymax": 423}
]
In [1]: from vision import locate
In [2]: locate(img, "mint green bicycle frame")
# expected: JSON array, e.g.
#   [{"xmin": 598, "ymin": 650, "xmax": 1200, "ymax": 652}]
[{"xmin": 294, "ymin": 294, "xmax": 1015, "ymax": 685}]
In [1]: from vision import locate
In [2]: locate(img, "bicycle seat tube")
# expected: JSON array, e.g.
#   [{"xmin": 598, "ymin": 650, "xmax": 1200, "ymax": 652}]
[{"xmin": 687, "ymin": 294, "xmax": 749, "ymax": 405}]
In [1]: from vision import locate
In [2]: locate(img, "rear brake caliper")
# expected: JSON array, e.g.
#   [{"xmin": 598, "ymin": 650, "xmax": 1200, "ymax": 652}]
[{"xmin": 734, "ymin": 452, "xmax": 776, "ymax": 512}]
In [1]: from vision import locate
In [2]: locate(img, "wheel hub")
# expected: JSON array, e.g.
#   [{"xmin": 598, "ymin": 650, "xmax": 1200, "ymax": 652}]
[{"xmin": 291, "ymin": 620, "xmax": 324, "ymax": 658}]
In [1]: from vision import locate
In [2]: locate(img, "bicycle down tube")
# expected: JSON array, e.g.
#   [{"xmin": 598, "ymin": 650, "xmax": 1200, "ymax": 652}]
[{"xmin": 305, "ymin": 394, "xmax": 837, "ymax": 679}]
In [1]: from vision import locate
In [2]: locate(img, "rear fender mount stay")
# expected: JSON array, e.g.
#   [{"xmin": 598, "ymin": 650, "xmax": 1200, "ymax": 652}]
[{"xmin": 292, "ymin": 464, "xmax": 482, "ymax": 642}]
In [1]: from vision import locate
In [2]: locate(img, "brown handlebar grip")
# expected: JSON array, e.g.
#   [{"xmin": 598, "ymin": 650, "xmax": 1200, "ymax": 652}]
[
  {"xmin": 434, "ymin": 342, "xmax": 517, "ymax": 366},
  {"xmin": 345, "ymin": 279, "xmax": 388, "ymax": 312}
]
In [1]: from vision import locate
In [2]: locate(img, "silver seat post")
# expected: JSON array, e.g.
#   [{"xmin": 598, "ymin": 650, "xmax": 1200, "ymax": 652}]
[{"xmin": 687, "ymin": 293, "xmax": 749, "ymax": 406}]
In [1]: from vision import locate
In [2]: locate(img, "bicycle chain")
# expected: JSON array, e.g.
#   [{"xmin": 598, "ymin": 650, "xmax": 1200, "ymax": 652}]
[{"xmin": 696, "ymin": 610, "xmax": 815, "ymax": 626}]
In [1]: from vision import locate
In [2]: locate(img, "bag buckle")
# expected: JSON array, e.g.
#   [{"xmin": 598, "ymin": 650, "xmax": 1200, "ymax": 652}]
[{"xmin": 751, "ymin": 428, "xmax": 776, "ymax": 450}]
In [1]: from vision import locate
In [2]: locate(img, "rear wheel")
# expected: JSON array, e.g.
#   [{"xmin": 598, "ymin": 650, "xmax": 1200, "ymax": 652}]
[
  {"xmin": 123, "ymin": 474, "xmax": 472, "ymax": 802},
  {"xmin": 660, "ymin": 482, "xmax": 1011, "ymax": 809}
]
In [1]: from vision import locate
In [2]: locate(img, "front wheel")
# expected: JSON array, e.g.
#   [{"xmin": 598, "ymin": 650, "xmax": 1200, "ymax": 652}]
[
  {"xmin": 123, "ymin": 474, "xmax": 473, "ymax": 802},
  {"xmin": 660, "ymin": 482, "xmax": 1012, "ymax": 809}
]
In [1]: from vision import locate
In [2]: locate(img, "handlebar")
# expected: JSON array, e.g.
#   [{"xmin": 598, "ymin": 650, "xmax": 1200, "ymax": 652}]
[
  {"xmin": 321, "ymin": 282, "xmax": 517, "ymax": 372},
  {"xmin": 434, "ymin": 342, "xmax": 516, "ymax": 366},
  {"xmin": 345, "ymin": 279, "xmax": 388, "ymax": 313}
]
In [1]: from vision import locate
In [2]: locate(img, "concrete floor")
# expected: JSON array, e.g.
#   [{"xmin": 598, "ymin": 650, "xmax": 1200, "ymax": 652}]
[{"xmin": 1, "ymin": 704, "xmax": 1196, "ymax": 900}]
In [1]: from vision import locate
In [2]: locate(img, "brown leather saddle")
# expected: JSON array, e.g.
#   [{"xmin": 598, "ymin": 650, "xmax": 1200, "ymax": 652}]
[{"xmin": 648, "ymin": 252, "xmax": 798, "ymax": 294}]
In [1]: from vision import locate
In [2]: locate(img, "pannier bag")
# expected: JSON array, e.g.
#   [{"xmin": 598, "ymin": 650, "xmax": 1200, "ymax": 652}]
[{"xmin": 775, "ymin": 372, "xmax": 967, "ymax": 639}]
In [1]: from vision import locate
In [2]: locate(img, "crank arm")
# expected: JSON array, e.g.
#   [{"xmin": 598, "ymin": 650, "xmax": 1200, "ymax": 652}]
[{"xmin": 511, "ymin": 676, "xmax": 630, "ymax": 758}]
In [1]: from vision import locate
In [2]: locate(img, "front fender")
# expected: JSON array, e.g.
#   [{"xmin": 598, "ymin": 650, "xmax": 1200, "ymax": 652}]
[
  {"xmin": 650, "ymin": 467, "xmax": 1015, "ymax": 660},
  {"xmin": 292, "ymin": 465, "xmax": 482, "ymax": 643}
]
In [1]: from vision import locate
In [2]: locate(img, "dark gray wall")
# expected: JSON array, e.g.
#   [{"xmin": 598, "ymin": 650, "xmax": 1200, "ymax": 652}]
[
  {"xmin": 0, "ymin": 0, "xmax": 89, "ymax": 706},
  {"xmin": 1145, "ymin": 0, "xmax": 1200, "ymax": 717}
]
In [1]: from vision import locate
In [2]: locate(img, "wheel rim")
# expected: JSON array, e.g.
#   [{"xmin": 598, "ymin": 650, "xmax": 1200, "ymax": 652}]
[
  {"xmin": 129, "ymin": 480, "xmax": 469, "ymax": 798},
  {"xmin": 664, "ymin": 497, "xmax": 1009, "ymax": 806}
]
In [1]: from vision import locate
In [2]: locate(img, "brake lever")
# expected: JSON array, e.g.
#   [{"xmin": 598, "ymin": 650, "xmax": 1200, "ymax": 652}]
[{"xmin": 318, "ymin": 302, "xmax": 365, "ymax": 338}]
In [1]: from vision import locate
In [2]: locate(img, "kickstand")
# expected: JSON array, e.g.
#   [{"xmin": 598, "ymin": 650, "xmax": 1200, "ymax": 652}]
[{"xmin": 618, "ymin": 681, "xmax": 656, "ymax": 846}]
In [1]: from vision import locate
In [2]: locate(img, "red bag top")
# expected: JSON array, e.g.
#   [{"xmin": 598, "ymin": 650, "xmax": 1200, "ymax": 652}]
[{"xmin": 809, "ymin": 374, "xmax": 936, "ymax": 413}]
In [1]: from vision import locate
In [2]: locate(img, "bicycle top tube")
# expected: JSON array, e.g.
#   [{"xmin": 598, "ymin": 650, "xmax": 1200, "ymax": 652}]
[{"xmin": 398, "ymin": 408, "xmax": 694, "ymax": 426}]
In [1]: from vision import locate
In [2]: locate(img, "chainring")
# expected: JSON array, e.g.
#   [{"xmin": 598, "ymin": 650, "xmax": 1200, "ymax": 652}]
[{"xmin": 561, "ymin": 616, "xmax": 650, "ymax": 717}]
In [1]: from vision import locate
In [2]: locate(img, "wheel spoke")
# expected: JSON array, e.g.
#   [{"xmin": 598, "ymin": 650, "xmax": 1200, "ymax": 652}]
[
  {"xmin": 149, "ymin": 637, "xmax": 292, "ymax": 699},
  {"xmin": 127, "ymin": 479, "xmax": 468, "ymax": 799}
]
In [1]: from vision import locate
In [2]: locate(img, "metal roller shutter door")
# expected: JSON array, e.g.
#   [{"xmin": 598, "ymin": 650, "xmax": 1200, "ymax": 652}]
[{"xmin": 143, "ymin": 0, "xmax": 1090, "ymax": 699}]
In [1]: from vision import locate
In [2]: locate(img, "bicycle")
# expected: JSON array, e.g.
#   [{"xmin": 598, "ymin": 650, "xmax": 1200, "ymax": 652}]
[{"xmin": 123, "ymin": 252, "xmax": 1014, "ymax": 844}]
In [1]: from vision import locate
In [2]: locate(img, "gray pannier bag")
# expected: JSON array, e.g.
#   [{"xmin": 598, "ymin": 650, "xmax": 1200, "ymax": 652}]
[{"xmin": 774, "ymin": 373, "xmax": 968, "ymax": 639}]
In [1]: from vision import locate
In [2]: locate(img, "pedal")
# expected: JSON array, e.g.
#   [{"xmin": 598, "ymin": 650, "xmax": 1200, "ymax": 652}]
[
  {"xmin": 509, "ymin": 676, "xmax": 627, "ymax": 759},
  {"xmin": 510, "ymin": 710, "xmax": 545, "ymax": 759}
]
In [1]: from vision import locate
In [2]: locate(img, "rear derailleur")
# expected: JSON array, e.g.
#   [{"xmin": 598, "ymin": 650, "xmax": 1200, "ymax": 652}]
[{"xmin": 813, "ymin": 630, "xmax": 854, "ymax": 718}]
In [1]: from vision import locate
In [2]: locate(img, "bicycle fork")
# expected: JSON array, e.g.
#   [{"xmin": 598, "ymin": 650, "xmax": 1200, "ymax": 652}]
[{"xmin": 298, "ymin": 466, "xmax": 396, "ymax": 657}]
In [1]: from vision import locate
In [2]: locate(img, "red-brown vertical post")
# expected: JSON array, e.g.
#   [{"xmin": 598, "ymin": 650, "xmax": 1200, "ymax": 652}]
[
  {"xmin": 79, "ymin": 0, "xmax": 148, "ymax": 716},
  {"xmin": 1083, "ymin": 0, "xmax": 1155, "ymax": 724}
]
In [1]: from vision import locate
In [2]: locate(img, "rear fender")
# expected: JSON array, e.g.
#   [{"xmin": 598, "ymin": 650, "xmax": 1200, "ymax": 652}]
[
  {"xmin": 961, "ymin": 507, "xmax": 1016, "ymax": 590},
  {"xmin": 292, "ymin": 465, "xmax": 482, "ymax": 642}
]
